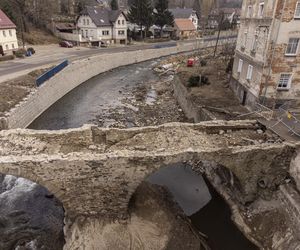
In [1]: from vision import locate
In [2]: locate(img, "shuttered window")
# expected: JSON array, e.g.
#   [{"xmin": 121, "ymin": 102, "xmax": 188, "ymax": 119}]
[
  {"xmin": 246, "ymin": 65, "xmax": 253, "ymax": 80},
  {"xmin": 286, "ymin": 38, "xmax": 299, "ymax": 55},
  {"xmin": 295, "ymin": 2, "xmax": 300, "ymax": 18},
  {"xmin": 238, "ymin": 59, "xmax": 243, "ymax": 73}
]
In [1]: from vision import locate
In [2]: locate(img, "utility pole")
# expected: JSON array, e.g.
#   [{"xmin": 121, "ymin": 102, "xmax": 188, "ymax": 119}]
[
  {"xmin": 20, "ymin": 16, "xmax": 25, "ymax": 49},
  {"xmin": 213, "ymin": 11, "xmax": 224, "ymax": 57}
]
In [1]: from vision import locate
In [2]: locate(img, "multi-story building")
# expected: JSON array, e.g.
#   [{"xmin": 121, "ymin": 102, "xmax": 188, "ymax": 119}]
[
  {"xmin": 0, "ymin": 9, "xmax": 18, "ymax": 54},
  {"xmin": 230, "ymin": 0, "xmax": 300, "ymax": 108},
  {"xmin": 76, "ymin": 6, "xmax": 127, "ymax": 45}
]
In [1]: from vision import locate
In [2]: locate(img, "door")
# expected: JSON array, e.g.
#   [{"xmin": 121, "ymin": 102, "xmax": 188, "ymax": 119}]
[{"xmin": 242, "ymin": 90, "xmax": 247, "ymax": 106}]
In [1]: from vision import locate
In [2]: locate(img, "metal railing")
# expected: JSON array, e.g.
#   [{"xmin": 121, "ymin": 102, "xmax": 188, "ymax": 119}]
[
  {"xmin": 271, "ymin": 105, "xmax": 300, "ymax": 137},
  {"xmin": 36, "ymin": 60, "xmax": 69, "ymax": 87},
  {"xmin": 237, "ymin": 102, "xmax": 274, "ymax": 120}
]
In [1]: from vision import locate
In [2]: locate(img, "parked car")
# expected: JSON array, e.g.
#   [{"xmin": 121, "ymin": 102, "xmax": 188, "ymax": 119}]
[
  {"xmin": 27, "ymin": 47, "xmax": 36, "ymax": 55},
  {"xmin": 100, "ymin": 41, "xmax": 108, "ymax": 48},
  {"xmin": 59, "ymin": 41, "xmax": 73, "ymax": 48}
]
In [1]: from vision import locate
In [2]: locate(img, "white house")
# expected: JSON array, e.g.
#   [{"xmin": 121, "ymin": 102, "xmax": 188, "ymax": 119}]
[
  {"xmin": 169, "ymin": 8, "xmax": 199, "ymax": 29},
  {"xmin": 0, "ymin": 9, "xmax": 18, "ymax": 54},
  {"xmin": 76, "ymin": 6, "xmax": 127, "ymax": 45}
]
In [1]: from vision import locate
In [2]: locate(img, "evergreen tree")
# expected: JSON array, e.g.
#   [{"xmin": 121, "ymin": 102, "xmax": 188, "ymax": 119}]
[
  {"xmin": 111, "ymin": 0, "xmax": 119, "ymax": 10},
  {"xmin": 128, "ymin": 0, "xmax": 153, "ymax": 39},
  {"xmin": 154, "ymin": 0, "xmax": 173, "ymax": 36}
]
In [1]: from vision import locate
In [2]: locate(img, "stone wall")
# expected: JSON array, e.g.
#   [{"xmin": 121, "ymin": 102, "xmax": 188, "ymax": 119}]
[
  {"xmin": 0, "ymin": 121, "xmax": 295, "ymax": 249},
  {"xmin": 173, "ymin": 75, "xmax": 216, "ymax": 122},
  {"xmin": 290, "ymin": 148, "xmax": 300, "ymax": 190},
  {"xmin": 1, "ymin": 37, "xmax": 236, "ymax": 130},
  {"xmin": 0, "ymin": 121, "xmax": 295, "ymax": 219}
]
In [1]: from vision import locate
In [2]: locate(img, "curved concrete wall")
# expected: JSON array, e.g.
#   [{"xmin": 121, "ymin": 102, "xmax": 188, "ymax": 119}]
[{"xmin": 5, "ymin": 38, "xmax": 235, "ymax": 129}]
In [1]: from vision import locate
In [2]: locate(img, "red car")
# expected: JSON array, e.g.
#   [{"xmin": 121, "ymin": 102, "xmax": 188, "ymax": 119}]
[{"xmin": 59, "ymin": 41, "xmax": 73, "ymax": 48}]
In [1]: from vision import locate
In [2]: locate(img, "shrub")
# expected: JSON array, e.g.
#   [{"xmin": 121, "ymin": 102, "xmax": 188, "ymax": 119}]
[
  {"xmin": 0, "ymin": 55, "xmax": 15, "ymax": 62},
  {"xmin": 200, "ymin": 60, "xmax": 207, "ymax": 66},
  {"xmin": 187, "ymin": 75, "xmax": 200, "ymax": 87},
  {"xmin": 14, "ymin": 49, "xmax": 27, "ymax": 58}
]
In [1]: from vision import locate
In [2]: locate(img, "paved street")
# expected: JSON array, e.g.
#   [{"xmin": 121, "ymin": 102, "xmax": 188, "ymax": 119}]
[{"xmin": 0, "ymin": 35, "xmax": 236, "ymax": 83}]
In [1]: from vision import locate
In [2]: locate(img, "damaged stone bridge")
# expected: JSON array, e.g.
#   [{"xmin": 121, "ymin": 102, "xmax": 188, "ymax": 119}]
[{"xmin": 0, "ymin": 120, "xmax": 296, "ymax": 247}]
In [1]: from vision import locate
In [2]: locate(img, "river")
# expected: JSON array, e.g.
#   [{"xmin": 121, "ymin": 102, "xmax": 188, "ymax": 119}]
[{"xmin": 28, "ymin": 59, "xmax": 258, "ymax": 249}]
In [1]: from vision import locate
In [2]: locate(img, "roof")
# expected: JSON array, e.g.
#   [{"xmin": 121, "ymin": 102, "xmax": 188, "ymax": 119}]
[
  {"xmin": 169, "ymin": 8, "xmax": 198, "ymax": 19},
  {"xmin": 0, "ymin": 9, "xmax": 16, "ymax": 29},
  {"xmin": 174, "ymin": 19, "xmax": 196, "ymax": 31},
  {"xmin": 80, "ymin": 6, "xmax": 124, "ymax": 27}
]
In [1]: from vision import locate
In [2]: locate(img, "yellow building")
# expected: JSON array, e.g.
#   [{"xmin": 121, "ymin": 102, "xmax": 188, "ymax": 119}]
[{"xmin": 0, "ymin": 9, "xmax": 18, "ymax": 54}]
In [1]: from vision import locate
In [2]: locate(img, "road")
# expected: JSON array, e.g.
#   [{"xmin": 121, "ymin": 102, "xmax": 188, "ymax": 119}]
[{"xmin": 0, "ymin": 35, "xmax": 236, "ymax": 83}]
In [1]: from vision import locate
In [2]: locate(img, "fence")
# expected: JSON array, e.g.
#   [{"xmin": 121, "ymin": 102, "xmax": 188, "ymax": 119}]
[
  {"xmin": 238, "ymin": 102, "xmax": 300, "ymax": 139},
  {"xmin": 36, "ymin": 60, "xmax": 69, "ymax": 87},
  {"xmin": 271, "ymin": 106, "xmax": 300, "ymax": 137}
]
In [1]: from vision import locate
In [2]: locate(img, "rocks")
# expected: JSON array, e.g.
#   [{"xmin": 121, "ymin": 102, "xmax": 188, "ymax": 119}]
[
  {"xmin": 256, "ymin": 130, "xmax": 264, "ymax": 135},
  {"xmin": 0, "ymin": 175, "xmax": 64, "ymax": 250},
  {"xmin": 65, "ymin": 182, "xmax": 207, "ymax": 250}
]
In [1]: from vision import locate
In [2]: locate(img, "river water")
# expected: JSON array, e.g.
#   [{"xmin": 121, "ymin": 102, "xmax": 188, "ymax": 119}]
[{"xmin": 28, "ymin": 60, "xmax": 258, "ymax": 249}]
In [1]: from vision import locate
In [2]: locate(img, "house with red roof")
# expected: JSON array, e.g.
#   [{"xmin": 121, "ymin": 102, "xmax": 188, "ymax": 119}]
[
  {"xmin": 174, "ymin": 19, "xmax": 197, "ymax": 39},
  {"xmin": 0, "ymin": 9, "xmax": 18, "ymax": 54}
]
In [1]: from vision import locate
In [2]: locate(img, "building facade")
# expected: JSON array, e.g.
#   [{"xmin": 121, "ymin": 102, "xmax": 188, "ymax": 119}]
[
  {"xmin": 0, "ymin": 9, "xmax": 18, "ymax": 54},
  {"xmin": 230, "ymin": 0, "xmax": 300, "ymax": 108},
  {"xmin": 76, "ymin": 6, "xmax": 127, "ymax": 45}
]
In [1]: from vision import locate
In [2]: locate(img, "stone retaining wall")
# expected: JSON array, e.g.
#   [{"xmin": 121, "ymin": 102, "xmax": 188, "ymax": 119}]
[
  {"xmin": 1, "ymin": 38, "xmax": 236, "ymax": 129},
  {"xmin": 173, "ymin": 75, "xmax": 216, "ymax": 122}
]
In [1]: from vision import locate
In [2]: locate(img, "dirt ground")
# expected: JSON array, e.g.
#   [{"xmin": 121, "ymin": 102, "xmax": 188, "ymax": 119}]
[
  {"xmin": 0, "ymin": 69, "xmax": 48, "ymax": 116},
  {"xmin": 22, "ymin": 27, "xmax": 60, "ymax": 45},
  {"xmin": 175, "ymin": 53, "xmax": 257, "ymax": 120}
]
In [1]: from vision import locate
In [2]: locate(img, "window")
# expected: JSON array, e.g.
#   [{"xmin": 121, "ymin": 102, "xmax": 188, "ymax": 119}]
[
  {"xmin": 122, "ymin": 20, "xmax": 125, "ymax": 25},
  {"xmin": 118, "ymin": 20, "xmax": 121, "ymax": 24},
  {"xmin": 278, "ymin": 74, "xmax": 292, "ymax": 89},
  {"xmin": 102, "ymin": 30, "xmax": 109, "ymax": 35},
  {"xmin": 238, "ymin": 59, "xmax": 243, "ymax": 73},
  {"xmin": 252, "ymin": 35, "xmax": 258, "ymax": 51},
  {"xmin": 12, "ymin": 43, "xmax": 15, "ymax": 49},
  {"xmin": 87, "ymin": 19, "xmax": 89, "ymax": 25},
  {"xmin": 81, "ymin": 30, "xmax": 84, "ymax": 37},
  {"xmin": 85, "ymin": 30, "xmax": 88, "ymax": 38},
  {"xmin": 83, "ymin": 19, "xmax": 86, "ymax": 25},
  {"xmin": 3, "ymin": 30, "xmax": 6, "ymax": 37},
  {"xmin": 247, "ymin": 5, "xmax": 253, "ymax": 18},
  {"xmin": 286, "ymin": 38, "xmax": 299, "ymax": 55},
  {"xmin": 243, "ymin": 31, "xmax": 248, "ymax": 47},
  {"xmin": 258, "ymin": 3, "xmax": 264, "ymax": 17},
  {"xmin": 9, "ymin": 30, "xmax": 12, "ymax": 36},
  {"xmin": 295, "ymin": 1, "xmax": 300, "ymax": 18},
  {"xmin": 118, "ymin": 30, "xmax": 125, "ymax": 35},
  {"xmin": 5, "ymin": 44, "xmax": 9, "ymax": 50},
  {"xmin": 246, "ymin": 65, "xmax": 253, "ymax": 80}
]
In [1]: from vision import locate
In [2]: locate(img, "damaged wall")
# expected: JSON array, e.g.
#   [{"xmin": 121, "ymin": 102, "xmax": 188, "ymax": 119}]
[{"xmin": 0, "ymin": 121, "xmax": 296, "ymax": 248}]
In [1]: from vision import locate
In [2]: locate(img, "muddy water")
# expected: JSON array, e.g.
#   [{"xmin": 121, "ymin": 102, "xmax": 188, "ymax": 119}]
[
  {"xmin": 147, "ymin": 164, "xmax": 258, "ymax": 250},
  {"xmin": 29, "ymin": 60, "xmax": 258, "ymax": 249}
]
